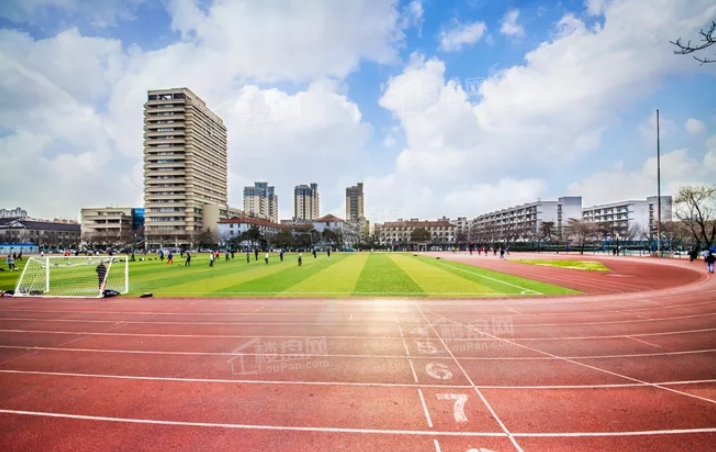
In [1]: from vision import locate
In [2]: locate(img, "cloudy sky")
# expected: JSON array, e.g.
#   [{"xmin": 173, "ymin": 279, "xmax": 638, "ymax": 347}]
[{"xmin": 0, "ymin": 0, "xmax": 714, "ymax": 224}]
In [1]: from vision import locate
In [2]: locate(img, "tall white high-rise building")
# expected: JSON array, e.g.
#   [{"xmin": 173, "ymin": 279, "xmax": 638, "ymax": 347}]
[
  {"xmin": 143, "ymin": 88, "xmax": 228, "ymax": 247},
  {"xmin": 243, "ymin": 182, "xmax": 278, "ymax": 223},
  {"xmin": 294, "ymin": 183, "xmax": 320, "ymax": 221}
]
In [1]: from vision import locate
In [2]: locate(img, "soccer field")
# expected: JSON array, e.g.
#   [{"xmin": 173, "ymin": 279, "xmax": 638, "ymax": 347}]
[{"xmin": 0, "ymin": 252, "xmax": 579, "ymax": 298}]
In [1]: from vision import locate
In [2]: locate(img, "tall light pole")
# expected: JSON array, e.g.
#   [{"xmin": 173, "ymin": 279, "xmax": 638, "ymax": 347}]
[{"xmin": 656, "ymin": 109, "xmax": 662, "ymax": 257}]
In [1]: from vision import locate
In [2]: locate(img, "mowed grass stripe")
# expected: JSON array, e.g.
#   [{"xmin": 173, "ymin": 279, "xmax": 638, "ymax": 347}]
[
  {"xmin": 128, "ymin": 254, "xmax": 244, "ymax": 282},
  {"xmin": 282, "ymin": 253, "xmax": 368, "ymax": 296},
  {"xmin": 417, "ymin": 255, "xmax": 580, "ymax": 295},
  {"xmin": 388, "ymin": 254, "xmax": 501, "ymax": 297},
  {"xmin": 213, "ymin": 253, "xmax": 347, "ymax": 297},
  {"xmin": 151, "ymin": 258, "xmax": 300, "ymax": 296},
  {"xmin": 128, "ymin": 255, "xmax": 266, "ymax": 294},
  {"xmin": 352, "ymin": 253, "xmax": 425, "ymax": 297}
]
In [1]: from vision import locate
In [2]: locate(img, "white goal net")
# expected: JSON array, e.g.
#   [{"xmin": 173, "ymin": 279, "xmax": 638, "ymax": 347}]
[{"xmin": 13, "ymin": 256, "xmax": 129, "ymax": 298}]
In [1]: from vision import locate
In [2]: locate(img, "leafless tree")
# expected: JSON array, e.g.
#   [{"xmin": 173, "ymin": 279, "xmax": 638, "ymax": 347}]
[
  {"xmin": 566, "ymin": 219, "xmax": 596, "ymax": 254},
  {"xmin": 671, "ymin": 20, "xmax": 716, "ymax": 64},
  {"xmin": 674, "ymin": 185, "xmax": 716, "ymax": 250}
]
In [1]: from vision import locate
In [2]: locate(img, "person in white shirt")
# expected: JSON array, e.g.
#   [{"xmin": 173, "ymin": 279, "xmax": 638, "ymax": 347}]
[{"xmin": 265, "ymin": 252, "xmax": 269, "ymax": 264}]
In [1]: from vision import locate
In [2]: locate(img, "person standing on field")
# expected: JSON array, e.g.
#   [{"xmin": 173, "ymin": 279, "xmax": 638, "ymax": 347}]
[
  {"xmin": 706, "ymin": 251, "xmax": 715, "ymax": 274},
  {"xmin": 185, "ymin": 252, "xmax": 191, "ymax": 266},
  {"xmin": 265, "ymin": 252, "xmax": 269, "ymax": 264},
  {"xmin": 209, "ymin": 252, "xmax": 214, "ymax": 267},
  {"xmin": 246, "ymin": 251, "xmax": 250, "ymax": 263},
  {"xmin": 167, "ymin": 252, "xmax": 173, "ymax": 264},
  {"xmin": 96, "ymin": 261, "xmax": 107, "ymax": 290},
  {"xmin": 298, "ymin": 252, "xmax": 302, "ymax": 266}
]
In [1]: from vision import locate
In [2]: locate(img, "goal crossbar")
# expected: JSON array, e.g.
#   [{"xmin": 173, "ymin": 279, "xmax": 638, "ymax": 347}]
[{"xmin": 13, "ymin": 255, "xmax": 129, "ymax": 298}]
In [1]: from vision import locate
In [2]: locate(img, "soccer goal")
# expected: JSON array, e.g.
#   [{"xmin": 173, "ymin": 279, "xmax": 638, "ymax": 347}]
[{"xmin": 13, "ymin": 256, "xmax": 129, "ymax": 298}]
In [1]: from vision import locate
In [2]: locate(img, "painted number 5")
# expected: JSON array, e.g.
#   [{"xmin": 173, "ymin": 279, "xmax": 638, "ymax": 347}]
[{"xmin": 436, "ymin": 393, "xmax": 468, "ymax": 422}]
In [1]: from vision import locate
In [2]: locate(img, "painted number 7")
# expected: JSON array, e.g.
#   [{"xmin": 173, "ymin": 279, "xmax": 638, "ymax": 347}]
[{"xmin": 436, "ymin": 393, "xmax": 468, "ymax": 422}]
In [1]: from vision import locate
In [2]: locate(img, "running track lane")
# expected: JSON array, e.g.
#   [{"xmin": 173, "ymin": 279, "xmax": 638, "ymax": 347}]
[{"xmin": 1, "ymin": 255, "xmax": 716, "ymax": 451}]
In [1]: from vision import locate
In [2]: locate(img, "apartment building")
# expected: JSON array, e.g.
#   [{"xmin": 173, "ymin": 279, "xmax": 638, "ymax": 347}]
[
  {"xmin": 294, "ymin": 183, "xmax": 320, "ymax": 220},
  {"xmin": 582, "ymin": 196, "xmax": 672, "ymax": 237},
  {"xmin": 80, "ymin": 207, "xmax": 144, "ymax": 241},
  {"xmin": 243, "ymin": 182, "xmax": 278, "ymax": 222},
  {"xmin": 345, "ymin": 182, "xmax": 365, "ymax": 221},
  {"xmin": 471, "ymin": 196, "xmax": 582, "ymax": 242},
  {"xmin": 377, "ymin": 219, "xmax": 456, "ymax": 245},
  {"xmin": 143, "ymin": 87, "xmax": 228, "ymax": 247},
  {"xmin": 0, "ymin": 207, "xmax": 28, "ymax": 219}
]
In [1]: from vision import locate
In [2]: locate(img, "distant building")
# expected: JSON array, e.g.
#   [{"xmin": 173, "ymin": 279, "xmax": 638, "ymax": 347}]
[
  {"xmin": 0, "ymin": 207, "xmax": 28, "ymax": 219},
  {"xmin": 80, "ymin": 207, "xmax": 145, "ymax": 244},
  {"xmin": 143, "ymin": 87, "xmax": 228, "ymax": 248},
  {"xmin": 0, "ymin": 217, "xmax": 81, "ymax": 249},
  {"xmin": 377, "ymin": 219, "xmax": 457, "ymax": 245},
  {"xmin": 471, "ymin": 196, "xmax": 583, "ymax": 242},
  {"xmin": 217, "ymin": 217, "xmax": 284, "ymax": 240},
  {"xmin": 345, "ymin": 182, "xmax": 364, "ymax": 221},
  {"xmin": 582, "ymin": 196, "xmax": 672, "ymax": 238},
  {"xmin": 243, "ymin": 182, "xmax": 278, "ymax": 223},
  {"xmin": 294, "ymin": 183, "xmax": 320, "ymax": 221}
]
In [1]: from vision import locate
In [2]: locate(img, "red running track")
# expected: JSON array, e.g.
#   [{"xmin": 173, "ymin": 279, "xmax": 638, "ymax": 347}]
[{"xmin": 1, "ymin": 253, "xmax": 716, "ymax": 451}]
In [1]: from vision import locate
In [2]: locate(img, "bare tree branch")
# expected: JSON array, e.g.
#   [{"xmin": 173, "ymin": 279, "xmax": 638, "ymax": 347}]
[{"xmin": 670, "ymin": 20, "xmax": 716, "ymax": 64}]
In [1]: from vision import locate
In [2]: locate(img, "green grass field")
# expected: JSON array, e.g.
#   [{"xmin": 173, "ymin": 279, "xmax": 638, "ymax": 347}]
[
  {"xmin": 0, "ymin": 253, "xmax": 581, "ymax": 298},
  {"xmin": 516, "ymin": 259, "xmax": 611, "ymax": 272}
]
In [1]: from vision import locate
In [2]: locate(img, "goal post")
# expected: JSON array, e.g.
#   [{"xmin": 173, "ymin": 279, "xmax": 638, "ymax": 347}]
[{"xmin": 13, "ymin": 255, "xmax": 129, "ymax": 298}]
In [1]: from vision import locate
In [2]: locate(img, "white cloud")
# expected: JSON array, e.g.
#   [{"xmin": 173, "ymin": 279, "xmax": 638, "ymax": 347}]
[
  {"xmin": 369, "ymin": 0, "xmax": 716, "ymax": 218},
  {"xmin": 685, "ymin": 118, "xmax": 706, "ymax": 135},
  {"xmin": 0, "ymin": 0, "xmax": 406, "ymax": 220},
  {"xmin": 569, "ymin": 134, "xmax": 716, "ymax": 207},
  {"xmin": 585, "ymin": 0, "xmax": 611, "ymax": 16},
  {"xmin": 639, "ymin": 111, "xmax": 676, "ymax": 144},
  {"xmin": 500, "ymin": 9, "xmax": 525, "ymax": 38},
  {"xmin": 400, "ymin": 0, "xmax": 423, "ymax": 31},
  {"xmin": 439, "ymin": 20, "xmax": 487, "ymax": 52},
  {"xmin": 383, "ymin": 136, "xmax": 397, "ymax": 147}
]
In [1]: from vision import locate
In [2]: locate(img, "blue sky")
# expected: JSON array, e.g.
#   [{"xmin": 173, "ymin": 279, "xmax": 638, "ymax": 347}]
[{"xmin": 0, "ymin": 0, "xmax": 714, "ymax": 221}]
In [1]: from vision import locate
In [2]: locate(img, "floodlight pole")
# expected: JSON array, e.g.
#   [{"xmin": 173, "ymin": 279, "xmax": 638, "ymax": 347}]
[{"xmin": 656, "ymin": 109, "xmax": 662, "ymax": 257}]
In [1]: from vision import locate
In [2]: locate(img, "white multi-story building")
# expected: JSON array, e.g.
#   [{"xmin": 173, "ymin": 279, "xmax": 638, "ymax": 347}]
[
  {"xmin": 80, "ymin": 207, "xmax": 135, "ymax": 240},
  {"xmin": 582, "ymin": 196, "xmax": 672, "ymax": 238},
  {"xmin": 0, "ymin": 207, "xmax": 28, "ymax": 219},
  {"xmin": 217, "ymin": 217, "xmax": 283, "ymax": 240},
  {"xmin": 294, "ymin": 183, "xmax": 320, "ymax": 220},
  {"xmin": 243, "ymin": 182, "xmax": 278, "ymax": 223},
  {"xmin": 471, "ymin": 196, "xmax": 583, "ymax": 242},
  {"xmin": 376, "ymin": 219, "xmax": 457, "ymax": 245}
]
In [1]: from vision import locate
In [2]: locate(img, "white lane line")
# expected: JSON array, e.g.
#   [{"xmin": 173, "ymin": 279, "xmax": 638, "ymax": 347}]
[
  {"xmin": 508, "ymin": 308, "xmax": 522, "ymax": 314},
  {"xmin": 408, "ymin": 359, "xmax": 419, "ymax": 384},
  {"xmin": 433, "ymin": 262, "xmax": 541, "ymax": 295},
  {"xmin": 254, "ymin": 306, "xmax": 264, "ymax": 312},
  {"xmin": 0, "ymin": 409, "xmax": 506, "ymax": 436},
  {"xmin": 423, "ymin": 309, "xmax": 716, "ymax": 406},
  {"xmin": 626, "ymin": 336, "xmax": 665, "ymax": 349},
  {"xmin": 1, "ymin": 327, "xmax": 715, "ymax": 341},
  {"xmin": 3, "ymin": 311, "xmax": 714, "ymax": 326},
  {"xmin": 433, "ymin": 439, "xmax": 442, "ymax": 452},
  {"xmin": 1, "ymin": 344, "xmax": 714, "ymax": 360},
  {"xmin": 350, "ymin": 314, "xmax": 353, "ymax": 322},
  {"xmin": 417, "ymin": 389, "xmax": 433, "ymax": 428},
  {"xmin": 416, "ymin": 304, "xmax": 525, "ymax": 452},
  {"xmin": 2, "ymin": 369, "xmax": 716, "ymax": 390},
  {"xmin": 9, "ymin": 407, "xmax": 716, "ymax": 437}
]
